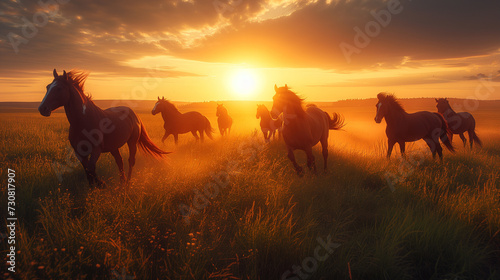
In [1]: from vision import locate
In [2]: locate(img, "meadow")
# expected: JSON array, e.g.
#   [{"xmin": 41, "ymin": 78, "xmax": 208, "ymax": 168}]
[{"xmin": 1, "ymin": 99, "xmax": 499, "ymax": 279}]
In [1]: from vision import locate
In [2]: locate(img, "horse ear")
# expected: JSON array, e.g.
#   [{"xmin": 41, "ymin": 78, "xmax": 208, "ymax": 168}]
[
  {"xmin": 158, "ymin": 96, "xmax": 160, "ymax": 101},
  {"xmin": 162, "ymin": 96, "xmax": 165, "ymax": 100},
  {"xmin": 62, "ymin": 70, "xmax": 67, "ymax": 80},
  {"xmin": 274, "ymin": 84, "xmax": 278, "ymax": 92},
  {"xmin": 435, "ymin": 98, "xmax": 438, "ymax": 102},
  {"xmin": 53, "ymin": 69, "xmax": 58, "ymax": 78},
  {"xmin": 285, "ymin": 84, "xmax": 288, "ymax": 89}
]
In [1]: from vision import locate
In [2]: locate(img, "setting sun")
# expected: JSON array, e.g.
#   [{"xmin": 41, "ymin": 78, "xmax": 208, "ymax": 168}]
[{"xmin": 229, "ymin": 68, "xmax": 259, "ymax": 98}]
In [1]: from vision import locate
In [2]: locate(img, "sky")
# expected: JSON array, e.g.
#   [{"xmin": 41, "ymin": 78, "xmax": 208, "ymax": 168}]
[{"xmin": 1, "ymin": 0, "xmax": 500, "ymax": 102}]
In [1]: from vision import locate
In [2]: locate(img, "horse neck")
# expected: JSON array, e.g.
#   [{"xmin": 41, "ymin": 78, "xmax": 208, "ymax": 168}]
[
  {"xmin": 64, "ymin": 86, "xmax": 100, "ymax": 128},
  {"xmin": 284, "ymin": 102, "xmax": 305, "ymax": 119},
  {"xmin": 443, "ymin": 106, "xmax": 457, "ymax": 116},
  {"xmin": 259, "ymin": 110, "xmax": 271, "ymax": 122},
  {"xmin": 218, "ymin": 109, "xmax": 228, "ymax": 118},
  {"xmin": 384, "ymin": 105, "xmax": 407, "ymax": 125},
  {"xmin": 161, "ymin": 106, "xmax": 181, "ymax": 121}
]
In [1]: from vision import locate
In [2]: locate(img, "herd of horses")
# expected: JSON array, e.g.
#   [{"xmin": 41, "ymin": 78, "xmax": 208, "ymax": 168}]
[{"xmin": 38, "ymin": 69, "xmax": 482, "ymax": 186}]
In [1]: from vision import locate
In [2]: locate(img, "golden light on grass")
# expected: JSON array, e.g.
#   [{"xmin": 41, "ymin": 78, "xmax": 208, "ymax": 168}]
[{"xmin": 229, "ymin": 68, "xmax": 259, "ymax": 99}]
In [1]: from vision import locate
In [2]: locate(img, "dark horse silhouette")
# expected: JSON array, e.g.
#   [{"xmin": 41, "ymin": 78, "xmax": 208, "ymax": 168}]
[
  {"xmin": 256, "ymin": 104, "xmax": 282, "ymax": 142},
  {"xmin": 271, "ymin": 85, "xmax": 345, "ymax": 175},
  {"xmin": 38, "ymin": 69, "xmax": 169, "ymax": 186},
  {"xmin": 152, "ymin": 97, "xmax": 213, "ymax": 144},
  {"xmin": 216, "ymin": 104, "xmax": 233, "ymax": 136},
  {"xmin": 435, "ymin": 98, "xmax": 482, "ymax": 148},
  {"xmin": 375, "ymin": 93, "xmax": 454, "ymax": 160}
]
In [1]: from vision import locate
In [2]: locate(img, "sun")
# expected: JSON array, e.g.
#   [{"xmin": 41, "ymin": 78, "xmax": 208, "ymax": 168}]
[{"xmin": 229, "ymin": 68, "xmax": 259, "ymax": 98}]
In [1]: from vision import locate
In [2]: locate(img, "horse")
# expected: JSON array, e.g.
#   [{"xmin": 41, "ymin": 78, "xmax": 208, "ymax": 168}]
[
  {"xmin": 374, "ymin": 93, "xmax": 454, "ymax": 160},
  {"xmin": 271, "ymin": 84, "xmax": 345, "ymax": 175},
  {"xmin": 152, "ymin": 97, "xmax": 213, "ymax": 144},
  {"xmin": 256, "ymin": 104, "xmax": 282, "ymax": 142},
  {"xmin": 38, "ymin": 69, "xmax": 169, "ymax": 187},
  {"xmin": 216, "ymin": 104, "xmax": 233, "ymax": 136},
  {"xmin": 435, "ymin": 98, "xmax": 482, "ymax": 148}
]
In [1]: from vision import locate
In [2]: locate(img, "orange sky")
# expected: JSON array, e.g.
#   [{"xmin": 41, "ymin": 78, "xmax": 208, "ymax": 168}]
[{"xmin": 1, "ymin": 0, "xmax": 500, "ymax": 102}]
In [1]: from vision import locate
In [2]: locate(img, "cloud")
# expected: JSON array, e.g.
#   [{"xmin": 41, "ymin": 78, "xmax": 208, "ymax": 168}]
[
  {"xmin": 464, "ymin": 71, "xmax": 500, "ymax": 82},
  {"xmin": 170, "ymin": 0, "xmax": 500, "ymax": 70},
  {"xmin": 0, "ymin": 0, "xmax": 499, "ymax": 77}
]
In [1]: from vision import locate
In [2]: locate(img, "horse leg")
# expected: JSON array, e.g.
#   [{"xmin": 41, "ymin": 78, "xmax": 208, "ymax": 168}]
[
  {"xmin": 398, "ymin": 141, "xmax": 406, "ymax": 158},
  {"xmin": 263, "ymin": 130, "xmax": 269, "ymax": 143},
  {"xmin": 127, "ymin": 142, "xmax": 137, "ymax": 182},
  {"xmin": 287, "ymin": 147, "xmax": 303, "ymax": 176},
  {"xmin": 191, "ymin": 131, "xmax": 199, "ymax": 142},
  {"xmin": 387, "ymin": 139, "xmax": 396, "ymax": 159},
  {"xmin": 305, "ymin": 147, "xmax": 316, "ymax": 174},
  {"xmin": 321, "ymin": 139, "xmax": 328, "ymax": 171},
  {"xmin": 219, "ymin": 127, "xmax": 224, "ymax": 136},
  {"xmin": 199, "ymin": 129, "xmax": 205, "ymax": 142},
  {"xmin": 459, "ymin": 133, "xmax": 467, "ymax": 148},
  {"xmin": 161, "ymin": 131, "xmax": 169, "ymax": 143},
  {"xmin": 467, "ymin": 130, "xmax": 474, "ymax": 149},
  {"xmin": 88, "ymin": 149, "xmax": 103, "ymax": 187},
  {"xmin": 174, "ymin": 134, "xmax": 179, "ymax": 145},
  {"xmin": 76, "ymin": 154, "xmax": 93, "ymax": 185},
  {"xmin": 110, "ymin": 149, "xmax": 126, "ymax": 184}
]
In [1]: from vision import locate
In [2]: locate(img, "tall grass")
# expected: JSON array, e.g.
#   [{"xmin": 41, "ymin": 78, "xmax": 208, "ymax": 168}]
[{"xmin": 1, "ymin": 112, "xmax": 499, "ymax": 279}]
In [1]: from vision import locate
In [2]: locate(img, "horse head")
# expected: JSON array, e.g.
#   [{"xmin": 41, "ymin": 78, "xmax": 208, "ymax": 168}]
[
  {"xmin": 39, "ymin": 69, "xmax": 73, "ymax": 117},
  {"xmin": 374, "ymin": 92, "xmax": 388, "ymax": 123},
  {"xmin": 271, "ymin": 84, "xmax": 290, "ymax": 118},
  {"xmin": 152, "ymin": 96, "xmax": 166, "ymax": 115},
  {"xmin": 435, "ymin": 98, "xmax": 450, "ymax": 114}
]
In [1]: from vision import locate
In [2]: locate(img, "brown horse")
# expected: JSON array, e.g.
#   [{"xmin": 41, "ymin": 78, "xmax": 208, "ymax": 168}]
[
  {"xmin": 152, "ymin": 97, "xmax": 213, "ymax": 144},
  {"xmin": 256, "ymin": 104, "xmax": 282, "ymax": 142},
  {"xmin": 38, "ymin": 69, "xmax": 169, "ymax": 186},
  {"xmin": 271, "ymin": 85, "xmax": 345, "ymax": 175},
  {"xmin": 216, "ymin": 104, "xmax": 233, "ymax": 136},
  {"xmin": 435, "ymin": 98, "xmax": 482, "ymax": 148},
  {"xmin": 375, "ymin": 93, "xmax": 454, "ymax": 160}
]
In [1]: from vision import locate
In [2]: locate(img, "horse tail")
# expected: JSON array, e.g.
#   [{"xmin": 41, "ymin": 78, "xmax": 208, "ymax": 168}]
[
  {"xmin": 204, "ymin": 117, "xmax": 214, "ymax": 140},
  {"xmin": 326, "ymin": 112, "xmax": 345, "ymax": 130},
  {"xmin": 138, "ymin": 122, "xmax": 170, "ymax": 158},
  {"xmin": 472, "ymin": 130, "xmax": 483, "ymax": 147},
  {"xmin": 434, "ymin": 113, "xmax": 455, "ymax": 153}
]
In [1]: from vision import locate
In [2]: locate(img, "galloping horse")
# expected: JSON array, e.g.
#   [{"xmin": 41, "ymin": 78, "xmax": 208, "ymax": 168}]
[
  {"xmin": 256, "ymin": 104, "xmax": 282, "ymax": 142},
  {"xmin": 38, "ymin": 69, "xmax": 169, "ymax": 186},
  {"xmin": 216, "ymin": 104, "xmax": 233, "ymax": 136},
  {"xmin": 271, "ymin": 85, "xmax": 345, "ymax": 175},
  {"xmin": 375, "ymin": 93, "xmax": 454, "ymax": 160},
  {"xmin": 435, "ymin": 98, "xmax": 482, "ymax": 148},
  {"xmin": 152, "ymin": 97, "xmax": 213, "ymax": 144}
]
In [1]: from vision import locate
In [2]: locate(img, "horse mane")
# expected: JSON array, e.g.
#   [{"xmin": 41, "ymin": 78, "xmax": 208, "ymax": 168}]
[
  {"xmin": 281, "ymin": 89, "xmax": 306, "ymax": 116},
  {"xmin": 378, "ymin": 92, "xmax": 406, "ymax": 113},
  {"xmin": 66, "ymin": 70, "xmax": 92, "ymax": 103},
  {"xmin": 162, "ymin": 99, "xmax": 180, "ymax": 113}
]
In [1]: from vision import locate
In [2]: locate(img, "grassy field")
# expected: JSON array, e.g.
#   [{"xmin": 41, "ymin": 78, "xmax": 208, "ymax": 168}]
[{"xmin": 1, "ymin": 99, "xmax": 499, "ymax": 279}]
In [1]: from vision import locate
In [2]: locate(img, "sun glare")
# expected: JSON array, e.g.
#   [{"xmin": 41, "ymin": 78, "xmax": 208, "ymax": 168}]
[{"xmin": 229, "ymin": 68, "xmax": 259, "ymax": 98}]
